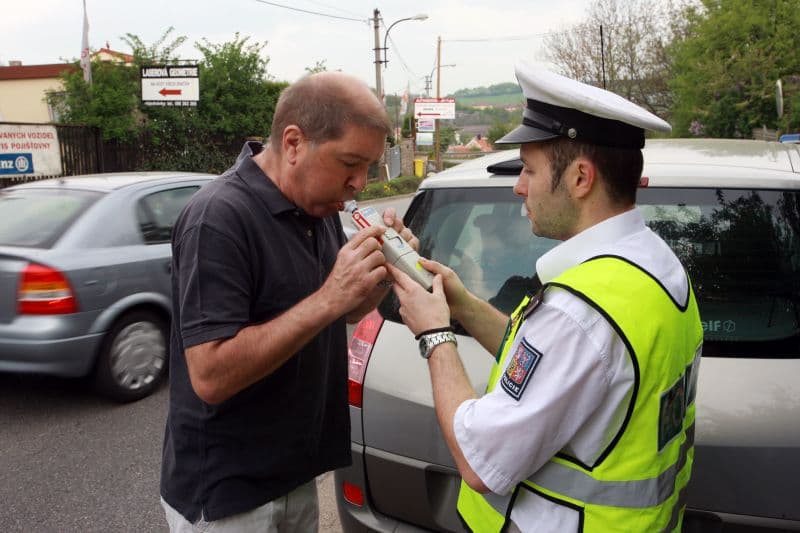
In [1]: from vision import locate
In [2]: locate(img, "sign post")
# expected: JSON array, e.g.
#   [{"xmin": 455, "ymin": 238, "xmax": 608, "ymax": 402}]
[
  {"xmin": 414, "ymin": 98, "xmax": 455, "ymax": 171},
  {"xmin": 141, "ymin": 65, "xmax": 200, "ymax": 107}
]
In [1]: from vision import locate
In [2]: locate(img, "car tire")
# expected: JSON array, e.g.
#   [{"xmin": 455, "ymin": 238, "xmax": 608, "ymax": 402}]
[{"xmin": 93, "ymin": 310, "xmax": 168, "ymax": 403}]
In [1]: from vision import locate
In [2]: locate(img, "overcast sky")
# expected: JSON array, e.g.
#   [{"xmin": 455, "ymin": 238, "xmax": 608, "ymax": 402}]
[{"xmin": 3, "ymin": 0, "xmax": 593, "ymax": 96}]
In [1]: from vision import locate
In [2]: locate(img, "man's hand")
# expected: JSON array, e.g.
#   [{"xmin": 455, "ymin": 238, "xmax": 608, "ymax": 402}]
[
  {"xmin": 387, "ymin": 264, "xmax": 450, "ymax": 336},
  {"xmin": 414, "ymin": 258, "xmax": 472, "ymax": 321},
  {"xmin": 323, "ymin": 224, "xmax": 387, "ymax": 314}
]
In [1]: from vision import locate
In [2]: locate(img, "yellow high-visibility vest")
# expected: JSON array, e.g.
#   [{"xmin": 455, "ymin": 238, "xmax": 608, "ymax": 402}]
[{"xmin": 457, "ymin": 256, "xmax": 703, "ymax": 532}]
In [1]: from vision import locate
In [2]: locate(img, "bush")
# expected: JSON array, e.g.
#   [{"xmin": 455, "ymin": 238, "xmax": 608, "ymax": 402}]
[{"xmin": 357, "ymin": 175, "xmax": 422, "ymax": 201}]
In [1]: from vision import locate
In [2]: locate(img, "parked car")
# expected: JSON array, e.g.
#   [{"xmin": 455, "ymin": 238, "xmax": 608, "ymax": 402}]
[
  {"xmin": 336, "ymin": 139, "xmax": 800, "ymax": 532},
  {"xmin": 0, "ymin": 171, "xmax": 214, "ymax": 402}
]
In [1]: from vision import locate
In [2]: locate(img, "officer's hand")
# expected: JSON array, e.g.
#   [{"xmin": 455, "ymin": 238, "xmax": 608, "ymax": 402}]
[
  {"xmin": 387, "ymin": 264, "xmax": 450, "ymax": 337},
  {"xmin": 382, "ymin": 207, "xmax": 419, "ymax": 251},
  {"xmin": 415, "ymin": 258, "xmax": 471, "ymax": 319},
  {"xmin": 324, "ymin": 225, "xmax": 387, "ymax": 313}
]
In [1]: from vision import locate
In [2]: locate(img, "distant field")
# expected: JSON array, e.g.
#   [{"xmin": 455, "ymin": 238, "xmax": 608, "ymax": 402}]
[{"xmin": 455, "ymin": 93, "xmax": 524, "ymax": 108}]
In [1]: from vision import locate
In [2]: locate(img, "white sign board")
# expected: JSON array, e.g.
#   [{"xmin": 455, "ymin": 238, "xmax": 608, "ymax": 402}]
[
  {"xmin": 0, "ymin": 124, "xmax": 62, "ymax": 176},
  {"xmin": 141, "ymin": 65, "xmax": 200, "ymax": 107},
  {"xmin": 414, "ymin": 97, "xmax": 456, "ymax": 120},
  {"xmin": 416, "ymin": 132, "xmax": 434, "ymax": 146}
]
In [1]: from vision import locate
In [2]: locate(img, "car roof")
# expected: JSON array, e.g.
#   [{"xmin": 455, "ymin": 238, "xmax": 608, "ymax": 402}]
[
  {"xmin": 3, "ymin": 171, "xmax": 216, "ymax": 193},
  {"xmin": 420, "ymin": 138, "xmax": 800, "ymax": 190}
]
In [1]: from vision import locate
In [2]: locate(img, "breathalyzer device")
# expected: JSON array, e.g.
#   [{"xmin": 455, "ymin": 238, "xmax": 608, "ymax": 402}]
[{"xmin": 344, "ymin": 201, "xmax": 434, "ymax": 291}]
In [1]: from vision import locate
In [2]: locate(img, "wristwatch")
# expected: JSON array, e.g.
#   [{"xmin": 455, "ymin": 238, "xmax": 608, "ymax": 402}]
[{"xmin": 419, "ymin": 331, "xmax": 458, "ymax": 359}]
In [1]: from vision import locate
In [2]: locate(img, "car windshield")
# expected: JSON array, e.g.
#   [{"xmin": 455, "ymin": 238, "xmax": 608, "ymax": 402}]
[
  {"xmin": 0, "ymin": 188, "xmax": 102, "ymax": 248},
  {"xmin": 380, "ymin": 187, "xmax": 556, "ymax": 329},
  {"xmin": 383, "ymin": 185, "xmax": 800, "ymax": 359}
]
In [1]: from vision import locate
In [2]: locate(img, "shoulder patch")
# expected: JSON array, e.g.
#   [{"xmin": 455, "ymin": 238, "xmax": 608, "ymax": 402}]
[{"xmin": 500, "ymin": 338, "xmax": 542, "ymax": 401}]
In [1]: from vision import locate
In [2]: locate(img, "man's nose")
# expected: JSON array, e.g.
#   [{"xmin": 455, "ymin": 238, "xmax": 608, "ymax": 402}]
[{"xmin": 512, "ymin": 175, "xmax": 526, "ymax": 197}]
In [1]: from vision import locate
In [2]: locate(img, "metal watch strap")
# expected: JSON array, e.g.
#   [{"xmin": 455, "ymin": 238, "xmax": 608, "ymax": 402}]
[{"xmin": 419, "ymin": 331, "xmax": 457, "ymax": 359}]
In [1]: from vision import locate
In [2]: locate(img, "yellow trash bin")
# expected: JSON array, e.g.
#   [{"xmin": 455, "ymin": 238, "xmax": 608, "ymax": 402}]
[{"xmin": 413, "ymin": 158, "xmax": 425, "ymax": 178}]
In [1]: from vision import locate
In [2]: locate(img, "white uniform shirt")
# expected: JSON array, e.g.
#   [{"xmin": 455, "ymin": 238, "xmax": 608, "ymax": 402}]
[{"xmin": 453, "ymin": 207, "xmax": 689, "ymax": 532}]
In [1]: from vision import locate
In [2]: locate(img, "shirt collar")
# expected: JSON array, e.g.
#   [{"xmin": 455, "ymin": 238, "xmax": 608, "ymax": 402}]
[
  {"xmin": 535, "ymin": 207, "xmax": 647, "ymax": 283},
  {"xmin": 234, "ymin": 141, "xmax": 298, "ymax": 216}
]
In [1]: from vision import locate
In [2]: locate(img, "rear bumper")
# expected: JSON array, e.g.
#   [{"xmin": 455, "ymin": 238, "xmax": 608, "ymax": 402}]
[
  {"xmin": 0, "ymin": 314, "xmax": 104, "ymax": 377},
  {"xmin": 335, "ymin": 443, "xmax": 464, "ymax": 533}
]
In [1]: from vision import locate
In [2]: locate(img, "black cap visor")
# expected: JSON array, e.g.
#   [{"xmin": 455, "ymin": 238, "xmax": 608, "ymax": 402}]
[{"xmin": 496, "ymin": 123, "xmax": 559, "ymax": 145}]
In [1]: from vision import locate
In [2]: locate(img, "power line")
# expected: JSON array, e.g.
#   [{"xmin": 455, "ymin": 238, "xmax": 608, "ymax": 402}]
[
  {"xmin": 302, "ymin": 0, "xmax": 363, "ymax": 18},
  {"xmin": 443, "ymin": 27, "xmax": 595, "ymax": 43},
  {"xmin": 253, "ymin": 0, "xmax": 366, "ymax": 22}
]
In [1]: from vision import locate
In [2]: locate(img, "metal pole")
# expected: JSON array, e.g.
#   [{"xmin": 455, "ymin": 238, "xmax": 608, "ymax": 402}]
[
  {"xmin": 434, "ymin": 36, "xmax": 442, "ymax": 172},
  {"xmin": 373, "ymin": 8, "xmax": 382, "ymax": 100},
  {"xmin": 600, "ymin": 24, "xmax": 606, "ymax": 90}
]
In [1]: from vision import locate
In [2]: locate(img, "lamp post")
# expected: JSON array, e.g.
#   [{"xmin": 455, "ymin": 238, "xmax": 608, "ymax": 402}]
[{"xmin": 372, "ymin": 9, "xmax": 428, "ymax": 101}]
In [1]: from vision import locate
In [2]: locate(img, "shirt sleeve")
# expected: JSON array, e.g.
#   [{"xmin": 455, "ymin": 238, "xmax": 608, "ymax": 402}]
[
  {"xmin": 453, "ymin": 296, "xmax": 612, "ymax": 495},
  {"xmin": 174, "ymin": 222, "xmax": 252, "ymax": 348}
]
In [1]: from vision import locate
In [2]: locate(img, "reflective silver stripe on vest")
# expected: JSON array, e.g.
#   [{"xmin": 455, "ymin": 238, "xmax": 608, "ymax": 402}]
[
  {"xmin": 527, "ymin": 423, "xmax": 695, "ymax": 509},
  {"xmin": 483, "ymin": 490, "xmax": 512, "ymax": 515}
]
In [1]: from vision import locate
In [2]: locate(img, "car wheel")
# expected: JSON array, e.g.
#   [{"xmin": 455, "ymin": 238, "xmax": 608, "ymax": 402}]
[{"xmin": 94, "ymin": 310, "xmax": 168, "ymax": 402}]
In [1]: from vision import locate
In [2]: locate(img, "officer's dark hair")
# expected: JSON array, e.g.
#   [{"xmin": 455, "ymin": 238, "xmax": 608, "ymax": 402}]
[
  {"xmin": 270, "ymin": 72, "xmax": 390, "ymax": 152},
  {"xmin": 541, "ymin": 138, "xmax": 643, "ymax": 205}
]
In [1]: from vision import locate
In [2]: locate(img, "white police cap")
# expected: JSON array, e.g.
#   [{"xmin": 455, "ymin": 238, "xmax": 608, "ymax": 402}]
[{"xmin": 497, "ymin": 62, "xmax": 671, "ymax": 149}]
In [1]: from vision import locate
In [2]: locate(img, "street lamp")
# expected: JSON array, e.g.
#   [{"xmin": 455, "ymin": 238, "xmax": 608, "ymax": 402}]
[
  {"xmin": 425, "ymin": 63, "xmax": 455, "ymax": 97},
  {"xmin": 372, "ymin": 9, "xmax": 427, "ymax": 101}
]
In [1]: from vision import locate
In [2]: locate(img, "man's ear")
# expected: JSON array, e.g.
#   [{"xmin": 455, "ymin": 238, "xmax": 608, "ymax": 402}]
[
  {"xmin": 571, "ymin": 157, "xmax": 598, "ymax": 199},
  {"xmin": 282, "ymin": 125, "xmax": 305, "ymax": 165}
]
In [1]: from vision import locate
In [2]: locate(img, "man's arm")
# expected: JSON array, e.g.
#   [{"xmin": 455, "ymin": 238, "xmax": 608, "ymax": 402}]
[{"xmin": 186, "ymin": 224, "xmax": 387, "ymax": 405}]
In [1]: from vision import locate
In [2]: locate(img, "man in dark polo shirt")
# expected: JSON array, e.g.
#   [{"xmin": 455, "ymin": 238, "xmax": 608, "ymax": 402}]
[{"xmin": 160, "ymin": 72, "xmax": 408, "ymax": 532}]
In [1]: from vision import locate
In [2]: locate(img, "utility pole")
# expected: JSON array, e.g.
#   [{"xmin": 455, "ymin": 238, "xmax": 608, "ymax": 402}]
[
  {"xmin": 434, "ymin": 35, "xmax": 442, "ymax": 171},
  {"xmin": 373, "ymin": 8, "xmax": 382, "ymax": 100}
]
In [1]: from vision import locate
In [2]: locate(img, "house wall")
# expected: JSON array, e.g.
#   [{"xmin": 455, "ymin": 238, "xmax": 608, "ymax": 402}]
[{"xmin": 0, "ymin": 77, "xmax": 64, "ymax": 123}]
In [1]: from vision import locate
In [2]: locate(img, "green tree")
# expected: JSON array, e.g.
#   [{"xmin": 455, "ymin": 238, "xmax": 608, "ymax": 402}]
[
  {"xmin": 143, "ymin": 34, "xmax": 287, "ymax": 172},
  {"xmin": 47, "ymin": 27, "xmax": 187, "ymax": 141},
  {"xmin": 304, "ymin": 60, "xmax": 328, "ymax": 74},
  {"xmin": 487, "ymin": 121, "xmax": 518, "ymax": 149},
  {"xmin": 669, "ymin": 0, "xmax": 800, "ymax": 138}
]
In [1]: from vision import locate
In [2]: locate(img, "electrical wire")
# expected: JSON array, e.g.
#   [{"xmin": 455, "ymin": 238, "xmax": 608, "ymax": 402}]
[
  {"xmin": 443, "ymin": 27, "xmax": 596, "ymax": 43},
  {"xmin": 252, "ymin": 0, "xmax": 366, "ymax": 22},
  {"xmin": 301, "ymin": 0, "xmax": 363, "ymax": 18}
]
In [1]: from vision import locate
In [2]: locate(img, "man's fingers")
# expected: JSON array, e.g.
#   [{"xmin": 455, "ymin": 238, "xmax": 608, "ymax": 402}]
[
  {"xmin": 386, "ymin": 263, "xmax": 413, "ymax": 290},
  {"xmin": 347, "ymin": 225, "xmax": 385, "ymax": 249}
]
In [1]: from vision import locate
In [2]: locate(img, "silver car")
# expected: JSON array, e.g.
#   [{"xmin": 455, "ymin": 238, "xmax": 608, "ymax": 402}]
[
  {"xmin": 336, "ymin": 139, "xmax": 800, "ymax": 531},
  {"xmin": 0, "ymin": 172, "xmax": 213, "ymax": 402}
]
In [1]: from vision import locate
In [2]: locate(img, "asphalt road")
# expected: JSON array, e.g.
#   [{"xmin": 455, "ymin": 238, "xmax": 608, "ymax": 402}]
[{"xmin": 0, "ymin": 195, "xmax": 413, "ymax": 533}]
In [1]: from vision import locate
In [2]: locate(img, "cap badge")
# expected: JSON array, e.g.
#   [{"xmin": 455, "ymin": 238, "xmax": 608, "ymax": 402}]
[{"xmin": 567, "ymin": 128, "xmax": 578, "ymax": 139}]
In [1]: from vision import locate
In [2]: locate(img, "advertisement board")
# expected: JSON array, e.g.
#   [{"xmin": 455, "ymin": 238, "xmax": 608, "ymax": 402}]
[{"xmin": 0, "ymin": 124, "xmax": 62, "ymax": 176}]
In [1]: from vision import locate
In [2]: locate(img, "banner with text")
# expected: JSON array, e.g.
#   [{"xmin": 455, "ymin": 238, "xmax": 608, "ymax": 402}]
[{"xmin": 0, "ymin": 124, "xmax": 62, "ymax": 176}]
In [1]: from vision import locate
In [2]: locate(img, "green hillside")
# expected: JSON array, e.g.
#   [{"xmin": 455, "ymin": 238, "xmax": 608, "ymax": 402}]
[{"xmin": 455, "ymin": 93, "xmax": 524, "ymax": 108}]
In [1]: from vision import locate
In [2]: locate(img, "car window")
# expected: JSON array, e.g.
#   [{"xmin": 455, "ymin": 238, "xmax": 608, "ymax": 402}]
[
  {"xmin": 639, "ymin": 188, "xmax": 800, "ymax": 359},
  {"xmin": 380, "ymin": 187, "xmax": 558, "ymax": 330},
  {"xmin": 0, "ymin": 188, "xmax": 102, "ymax": 248},
  {"xmin": 137, "ymin": 186, "xmax": 199, "ymax": 244}
]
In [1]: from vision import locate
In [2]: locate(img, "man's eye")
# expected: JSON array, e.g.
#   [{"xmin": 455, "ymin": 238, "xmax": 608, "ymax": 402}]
[{"xmin": 342, "ymin": 160, "xmax": 360, "ymax": 168}]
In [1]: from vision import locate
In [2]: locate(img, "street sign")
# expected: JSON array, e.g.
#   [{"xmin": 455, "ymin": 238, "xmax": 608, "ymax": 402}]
[
  {"xmin": 141, "ymin": 65, "xmax": 200, "ymax": 107},
  {"xmin": 414, "ymin": 97, "xmax": 455, "ymax": 120},
  {"xmin": 416, "ymin": 117, "xmax": 435, "ymax": 132},
  {"xmin": 416, "ymin": 132, "xmax": 434, "ymax": 146}
]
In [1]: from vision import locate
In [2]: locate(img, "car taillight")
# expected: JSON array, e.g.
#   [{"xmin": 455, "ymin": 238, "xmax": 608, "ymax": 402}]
[
  {"xmin": 18, "ymin": 263, "xmax": 78, "ymax": 315},
  {"xmin": 348, "ymin": 308, "xmax": 384, "ymax": 408},
  {"xmin": 342, "ymin": 480, "xmax": 365, "ymax": 506}
]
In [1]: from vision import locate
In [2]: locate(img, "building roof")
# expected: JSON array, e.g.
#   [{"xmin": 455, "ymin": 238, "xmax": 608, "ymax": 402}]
[
  {"xmin": 0, "ymin": 63, "xmax": 76, "ymax": 81},
  {"xmin": 92, "ymin": 48, "xmax": 135, "ymax": 63}
]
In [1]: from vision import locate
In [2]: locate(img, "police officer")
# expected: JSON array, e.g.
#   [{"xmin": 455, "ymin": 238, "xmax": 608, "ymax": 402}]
[{"xmin": 388, "ymin": 63, "xmax": 703, "ymax": 532}]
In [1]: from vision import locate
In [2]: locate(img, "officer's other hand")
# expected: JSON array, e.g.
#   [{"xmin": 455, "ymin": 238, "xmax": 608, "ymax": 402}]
[
  {"xmin": 387, "ymin": 264, "xmax": 450, "ymax": 337},
  {"xmin": 325, "ymin": 225, "xmax": 387, "ymax": 313},
  {"xmin": 416, "ymin": 258, "xmax": 471, "ymax": 318},
  {"xmin": 382, "ymin": 207, "xmax": 419, "ymax": 251}
]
